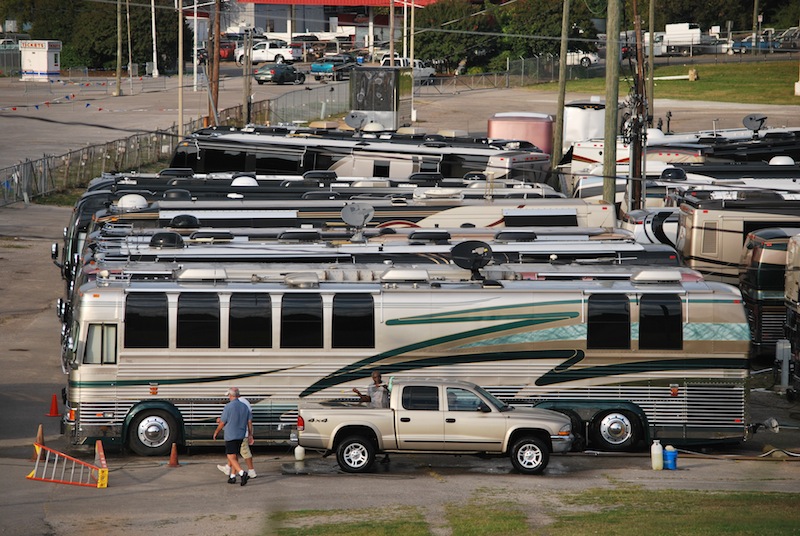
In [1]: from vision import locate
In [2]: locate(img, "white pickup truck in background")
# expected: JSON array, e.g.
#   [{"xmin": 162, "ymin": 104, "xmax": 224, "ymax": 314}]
[
  {"xmin": 235, "ymin": 39, "xmax": 299, "ymax": 65},
  {"xmin": 379, "ymin": 55, "xmax": 436, "ymax": 82},
  {"xmin": 297, "ymin": 378, "xmax": 574, "ymax": 474}
]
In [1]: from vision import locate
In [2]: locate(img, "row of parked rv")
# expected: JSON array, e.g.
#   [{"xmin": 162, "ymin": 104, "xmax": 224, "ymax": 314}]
[{"xmin": 50, "ymin": 118, "xmax": 800, "ymax": 464}]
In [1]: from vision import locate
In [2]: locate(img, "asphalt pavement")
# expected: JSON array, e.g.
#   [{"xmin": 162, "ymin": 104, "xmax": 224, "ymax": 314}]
[
  {"xmin": 3, "ymin": 66, "xmax": 800, "ymax": 169},
  {"xmin": 2, "ymin": 74, "xmax": 800, "ymax": 536}
]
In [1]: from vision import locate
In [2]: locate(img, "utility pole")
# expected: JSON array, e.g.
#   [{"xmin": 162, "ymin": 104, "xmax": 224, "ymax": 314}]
[
  {"xmin": 150, "ymin": 0, "xmax": 160, "ymax": 77},
  {"xmin": 114, "ymin": 0, "xmax": 123, "ymax": 96},
  {"xmin": 389, "ymin": 0, "xmax": 395, "ymax": 65},
  {"xmin": 178, "ymin": 0, "xmax": 184, "ymax": 136},
  {"xmin": 752, "ymin": 0, "xmax": 759, "ymax": 57},
  {"xmin": 629, "ymin": 3, "xmax": 646, "ymax": 212},
  {"xmin": 209, "ymin": 0, "xmax": 221, "ymax": 124},
  {"xmin": 552, "ymin": 0, "xmax": 570, "ymax": 171},
  {"xmin": 602, "ymin": 0, "xmax": 621, "ymax": 205},
  {"xmin": 647, "ymin": 0, "xmax": 654, "ymax": 125},
  {"xmin": 242, "ymin": 31, "xmax": 253, "ymax": 125}
]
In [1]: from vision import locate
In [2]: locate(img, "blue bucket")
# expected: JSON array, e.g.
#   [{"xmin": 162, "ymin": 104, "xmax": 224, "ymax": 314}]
[{"xmin": 663, "ymin": 448, "xmax": 678, "ymax": 470}]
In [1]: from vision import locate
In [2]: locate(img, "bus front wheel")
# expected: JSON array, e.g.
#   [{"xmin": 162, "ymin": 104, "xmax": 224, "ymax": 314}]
[{"xmin": 128, "ymin": 410, "xmax": 178, "ymax": 456}]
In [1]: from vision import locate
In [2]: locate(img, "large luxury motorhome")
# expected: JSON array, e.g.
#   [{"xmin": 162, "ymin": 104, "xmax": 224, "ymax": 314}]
[
  {"xmin": 60, "ymin": 258, "xmax": 749, "ymax": 456},
  {"xmin": 677, "ymin": 189, "xmax": 800, "ymax": 284},
  {"xmin": 169, "ymin": 126, "xmax": 553, "ymax": 183},
  {"xmin": 739, "ymin": 227, "xmax": 800, "ymax": 360}
]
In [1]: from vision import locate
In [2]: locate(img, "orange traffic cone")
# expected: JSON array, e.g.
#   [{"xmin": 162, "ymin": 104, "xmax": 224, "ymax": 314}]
[
  {"xmin": 167, "ymin": 442, "xmax": 180, "ymax": 467},
  {"xmin": 30, "ymin": 424, "xmax": 44, "ymax": 462},
  {"xmin": 46, "ymin": 394, "xmax": 59, "ymax": 417}
]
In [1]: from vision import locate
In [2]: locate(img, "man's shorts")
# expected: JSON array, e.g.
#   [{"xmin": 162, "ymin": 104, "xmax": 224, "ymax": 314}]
[
  {"xmin": 225, "ymin": 438, "xmax": 243, "ymax": 455},
  {"xmin": 240, "ymin": 438, "xmax": 252, "ymax": 459}
]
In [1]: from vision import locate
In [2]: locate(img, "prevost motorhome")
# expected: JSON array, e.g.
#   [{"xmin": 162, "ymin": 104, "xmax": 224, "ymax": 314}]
[
  {"xmin": 739, "ymin": 227, "xmax": 800, "ymax": 360},
  {"xmin": 169, "ymin": 126, "xmax": 552, "ymax": 183},
  {"xmin": 676, "ymin": 189, "xmax": 800, "ymax": 284},
  {"xmin": 53, "ymin": 175, "xmax": 564, "ymax": 283},
  {"xmin": 780, "ymin": 234, "xmax": 800, "ymax": 370},
  {"xmin": 60, "ymin": 260, "xmax": 749, "ymax": 456}
]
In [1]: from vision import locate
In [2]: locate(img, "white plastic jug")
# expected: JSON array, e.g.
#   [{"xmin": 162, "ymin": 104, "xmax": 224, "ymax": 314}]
[{"xmin": 651, "ymin": 439, "xmax": 663, "ymax": 470}]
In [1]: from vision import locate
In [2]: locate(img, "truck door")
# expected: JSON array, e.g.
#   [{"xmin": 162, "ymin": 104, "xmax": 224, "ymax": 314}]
[
  {"xmin": 395, "ymin": 385, "xmax": 444, "ymax": 450},
  {"xmin": 443, "ymin": 387, "xmax": 505, "ymax": 452}
]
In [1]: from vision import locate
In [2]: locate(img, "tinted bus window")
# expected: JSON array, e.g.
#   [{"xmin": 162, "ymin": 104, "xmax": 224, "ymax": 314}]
[
  {"xmin": 177, "ymin": 293, "xmax": 220, "ymax": 348},
  {"xmin": 203, "ymin": 149, "xmax": 247, "ymax": 173},
  {"xmin": 332, "ymin": 294, "xmax": 374, "ymax": 348},
  {"xmin": 125, "ymin": 293, "xmax": 168, "ymax": 348},
  {"xmin": 281, "ymin": 294, "xmax": 323, "ymax": 348},
  {"xmin": 639, "ymin": 294, "xmax": 682, "ymax": 350},
  {"xmin": 587, "ymin": 294, "xmax": 630, "ymax": 349},
  {"xmin": 230, "ymin": 293, "xmax": 272, "ymax": 348},
  {"xmin": 253, "ymin": 151, "xmax": 302, "ymax": 174}
]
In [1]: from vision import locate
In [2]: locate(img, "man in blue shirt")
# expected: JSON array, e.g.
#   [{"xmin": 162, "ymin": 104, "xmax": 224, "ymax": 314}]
[{"xmin": 213, "ymin": 387, "xmax": 252, "ymax": 486}]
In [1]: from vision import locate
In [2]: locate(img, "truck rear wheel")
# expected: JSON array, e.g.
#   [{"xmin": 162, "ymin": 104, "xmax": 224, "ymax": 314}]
[
  {"xmin": 336, "ymin": 435, "xmax": 375, "ymax": 473},
  {"xmin": 509, "ymin": 436, "xmax": 549, "ymax": 475}
]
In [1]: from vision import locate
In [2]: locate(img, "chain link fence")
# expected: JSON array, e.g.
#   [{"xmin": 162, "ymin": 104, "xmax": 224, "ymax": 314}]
[
  {"xmin": 267, "ymin": 81, "xmax": 351, "ymax": 125},
  {"xmin": 0, "ymin": 99, "xmax": 269, "ymax": 207},
  {"xmin": 1, "ymin": 57, "xmax": 600, "ymax": 206}
]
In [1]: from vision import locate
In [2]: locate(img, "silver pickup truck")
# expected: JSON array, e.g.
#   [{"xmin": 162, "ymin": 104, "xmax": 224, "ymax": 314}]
[{"xmin": 297, "ymin": 378, "xmax": 573, "ymax": 475}]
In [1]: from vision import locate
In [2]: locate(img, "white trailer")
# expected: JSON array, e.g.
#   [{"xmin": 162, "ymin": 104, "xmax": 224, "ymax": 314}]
[{"xmin": 662, "ymin": 23, "xmax": 709, "ymax": 56}]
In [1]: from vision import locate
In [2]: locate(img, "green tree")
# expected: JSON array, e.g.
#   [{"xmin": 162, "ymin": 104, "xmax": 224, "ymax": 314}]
[
  {"xmin": 414, "ymin": 0, "xmax": 500, "ymax": 72},
  {"xmin": 493, "ymin": 0, "xmax": 598, "ymax": 59},
  {"xmin": 0, "ymin": 0, "xmax": 188, "ymax": 70}
]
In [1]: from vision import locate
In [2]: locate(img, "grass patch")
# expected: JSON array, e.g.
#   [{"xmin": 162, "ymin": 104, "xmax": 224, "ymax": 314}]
[
  {"xmin": 535, "ymin": 60, "xmax": 800, "ymax": 106},
  {"xmin": 445, "ymin": 500, "xmax": 530, "ymax": 535},
  {"xmin": 548, "ymin": 487, "xmax": 800, "ymax": 536},
  {"xmin": 267, "ymin": 506, "xmax": 431, "ymax": 536},
  {"xmin": 35, "ymin": 188, "xmax": 86, "ymax": 207},
  {"xmin": 263, "ymin": 488, "xmax": 800, "ymax": 535}
]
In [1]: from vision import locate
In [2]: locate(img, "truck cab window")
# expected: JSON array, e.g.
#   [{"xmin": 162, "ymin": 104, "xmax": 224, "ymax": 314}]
[{"xmin": 401, "ymin": 386, "xmax": 439, "ymax": 410}]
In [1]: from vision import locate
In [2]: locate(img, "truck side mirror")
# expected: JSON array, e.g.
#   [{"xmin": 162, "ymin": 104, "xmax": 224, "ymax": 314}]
[{"xmin": 478, "ymin": 402, "xmax": 491, "ymax": 413}]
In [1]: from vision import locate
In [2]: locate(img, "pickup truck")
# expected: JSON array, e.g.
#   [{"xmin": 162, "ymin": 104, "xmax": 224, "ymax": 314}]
[
  {"xmin": 730, "ymin": 35, "xmax": 775, "ymax": 54},
  {"xmin": 297, "ymin": 379, "xmax": 574, "ymax": 475},
  {"xmin": 235, "ymin": 39, "xmax": 299, "ymax": 65},
  {"xmin": 379, "ymin": 56, "xmax": 436, "ymax": 83},
  {"xmin": 310, "ymin": 54, "xmax": 358, "ymax": 81}
]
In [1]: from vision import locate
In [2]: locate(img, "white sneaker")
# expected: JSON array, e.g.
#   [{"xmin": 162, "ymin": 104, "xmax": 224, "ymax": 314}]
[
  {"xmin": 247, "ymin": 469, "xmax": 257, "ymax": 478},
  {"xmin": 217, "ymin": 464, "xmax": 230, "ymax": 476}
]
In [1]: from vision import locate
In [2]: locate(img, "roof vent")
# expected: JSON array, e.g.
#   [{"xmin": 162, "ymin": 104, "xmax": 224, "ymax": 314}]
[
  {"xmin": 169, "ymin": 214, "xmax": 201, "ymax": 228},
  {"xmin": 149, "ymin": 231, "xmax": 185, "ymax": 249},
  {"xmin": 163, "ymin": 189, "xmax": 193, "ymax": 201},
  {"xmin": 631, "ymin": 269, "xmax": 682, "ymax": 283}
]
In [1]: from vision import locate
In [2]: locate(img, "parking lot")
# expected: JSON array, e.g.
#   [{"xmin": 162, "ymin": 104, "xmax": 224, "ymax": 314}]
[
  {"xmin": 1, "ymin": 200, "xmax": 799, "ymax": 536},
  {"xmin": 2, "ymin": 77, "xmax": 800, "ymax": 535}
]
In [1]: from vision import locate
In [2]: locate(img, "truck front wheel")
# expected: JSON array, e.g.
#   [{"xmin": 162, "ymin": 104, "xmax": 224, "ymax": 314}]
[
  {"xmin": 336, "ymin": 436, "xmax": 375, "ymax": 473},
  {"xmin": 509, "ymin": 436, "xmax": 549, "ymax": 475}
]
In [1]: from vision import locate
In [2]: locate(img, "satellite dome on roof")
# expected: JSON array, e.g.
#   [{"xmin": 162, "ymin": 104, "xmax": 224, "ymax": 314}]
[
  {"xmin": 116, "ymin": 194, "xmax": 148, "ymax": 211},
  {"xmin": 231, "ymin": 175, "xmax": 259, "ymax": 186},
  {"xmin": 769, "ymin": 156, "xmax": 795, "ymax": 166}
]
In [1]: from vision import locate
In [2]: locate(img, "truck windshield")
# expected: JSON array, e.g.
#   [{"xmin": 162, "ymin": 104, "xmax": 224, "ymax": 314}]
[{"xmin": 473, "ymin": 384, "xmax": 510, "ymax": 411}]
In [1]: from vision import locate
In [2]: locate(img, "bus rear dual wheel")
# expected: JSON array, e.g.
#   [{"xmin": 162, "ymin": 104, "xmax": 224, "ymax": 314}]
[{"xmin": 590, "ymin": 410, "xmax": 641, "ymax": 451}]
